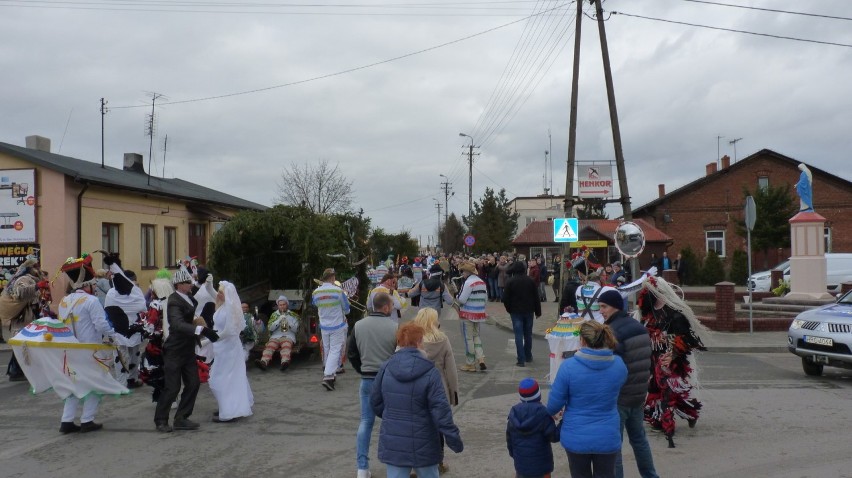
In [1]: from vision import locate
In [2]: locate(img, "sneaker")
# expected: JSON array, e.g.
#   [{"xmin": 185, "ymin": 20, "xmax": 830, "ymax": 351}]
[
  {"xmin": 322, "ymin": 378, "xmax": 335, "ymax": 391},
  {"xmin": 336, "ymin": 366, "xmax": 345, "ymax": 374},
  {"xmin": 280, "ymin": 361, "xmax": 290, "ymax": 372},
  {"xmin": 254, "ymin": 359, "xmax": 268, "ymax": 371},
  {"xmin": 459, "ymin": 364, "xmax": 477, "ymax": 373},
  {"xmin": 173, "ymin": 418, "xmax": 200, "ymax": 430},
  {"xmin": 59, "ymin": 421, "xmax": 80, "ymax": 434},
  {"xmin": 515, "ymin": 362, "xmax": 525, "ymax": 367},
  {"xmin": 356, "ymin": 470, "xmax": 371, "ymax": 478},
  {"xmin": 80, "ymin": 421, "xmax": 103, "ymax": 433},
  {"xmin": 155, "ymin": 422, "xmax": 173, "ymax": 433}
]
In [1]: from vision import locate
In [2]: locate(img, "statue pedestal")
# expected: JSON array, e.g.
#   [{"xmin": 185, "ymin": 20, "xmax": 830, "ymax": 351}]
[{"xmin": 786, "ymin": 211, "xmax": 833, "ymax": 300}]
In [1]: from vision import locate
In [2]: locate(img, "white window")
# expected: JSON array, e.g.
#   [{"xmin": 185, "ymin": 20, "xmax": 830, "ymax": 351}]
[
  {"xmin": 706, "ymin": 230, "xmax": 725, "ymax": 257},
  {"xmin": 758, "ymin": 176, "xmax": 769, "ymax": 190}
]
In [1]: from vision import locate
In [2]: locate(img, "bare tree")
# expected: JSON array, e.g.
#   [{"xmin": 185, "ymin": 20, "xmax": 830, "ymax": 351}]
[{"xmin": 276, "ymin": 159, "xmax": 354, "ymax": 214}]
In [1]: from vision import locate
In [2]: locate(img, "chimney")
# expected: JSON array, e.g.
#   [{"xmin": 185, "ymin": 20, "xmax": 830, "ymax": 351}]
[
  {"xmin": 25, "ymin": 135, "xmax": 51, "ymax": 153},
  {"xmin": 720, "ymin": 155, "xmax": 731, "ymax": 169},
  {"xmin": 658, "ymin": 184, "xmax": 666, "ymax": 198},
  {"xmin": 706, "ymin": 162, "xmax": 718, "ymax": 176},
  {"xmin": 123, "ymin": 153, "xmax": 146, "ymax": 173}
]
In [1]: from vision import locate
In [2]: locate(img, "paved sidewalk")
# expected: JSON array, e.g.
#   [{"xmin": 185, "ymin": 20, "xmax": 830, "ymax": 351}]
[{"xmin": 485, "ymin": 300, "xmax": 789, "ymax": 353}]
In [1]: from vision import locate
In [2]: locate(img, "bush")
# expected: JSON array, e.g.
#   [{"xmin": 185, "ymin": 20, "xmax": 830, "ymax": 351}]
[
  {"xmin": 679, "ymin": 246, "xmax": 701, "ymax": 286},
  {"xmin": 729, "ymin": 249, "xmax": 749, "ymax": 286},
  {"xmin": 700, "ymin": 250, "xmax": 726, "ymax": 285}
]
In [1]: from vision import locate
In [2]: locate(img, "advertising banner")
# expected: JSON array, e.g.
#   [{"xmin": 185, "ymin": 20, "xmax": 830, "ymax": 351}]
[
  {"xmin": 0, "ymin": 169, "xmax": 37, "ymax": 243},
  {"xmin": 0, "ymin": 243, "xmax": 40, "ymax": 288},
  {"xmin": 577, "ymin": 164, "xmax": 613, "ymax": 198}
]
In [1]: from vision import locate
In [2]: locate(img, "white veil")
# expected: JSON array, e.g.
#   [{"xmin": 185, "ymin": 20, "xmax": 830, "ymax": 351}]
[{"xmin": 215, "ymin": 280, "xmax": 244, "ymax": 338}]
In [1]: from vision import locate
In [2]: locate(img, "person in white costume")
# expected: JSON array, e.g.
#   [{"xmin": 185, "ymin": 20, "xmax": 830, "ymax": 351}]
[{"xmin": 209, "ymin": 281, "xmax": 254, "ymax": 422}]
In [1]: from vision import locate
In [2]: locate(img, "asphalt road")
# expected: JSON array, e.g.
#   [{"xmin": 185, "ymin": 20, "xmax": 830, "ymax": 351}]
[{"xmin": 1, "ymin": 309, "xmax": 850, "ymax": 478}]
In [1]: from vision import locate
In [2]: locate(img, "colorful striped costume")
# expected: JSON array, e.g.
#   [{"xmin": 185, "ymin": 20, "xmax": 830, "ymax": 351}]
[
  {"xmin": 457, "ymin": 274, "xmax": 488, "ymax": 367},
  {"xmin": 312, "ymin": 282, "xmax": 351, "ymax": 379}
]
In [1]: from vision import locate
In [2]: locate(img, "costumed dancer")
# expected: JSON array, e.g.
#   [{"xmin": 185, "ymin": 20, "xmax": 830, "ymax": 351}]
[
  {"xmin": 254, "ymin": 294, "xmax": 299, "ymax": 372},
  {"xmin": 209, "ymin": 281, "xmax": 254, "ymax": 422},
  {"xmin": 240, "ymin": 302, "xmax": 259, "ymax": 362},
  {"xmin": 366, "ymin": 273, "xmax": 403, "ymax": 323},
  {"xmin": 139, "ymin": 269, "xmax": 174, "ymax": 403},
  {"xmin": 153, "ymin": 268, "xmax": 220, "ymax": 433},
  {"xmin": 193, "ymin": 266, "xmax": 216, "ymax": 361},
  {"xmin": 55, "ymin": 254, "xmax": 124, "ymax": 433},
  {"xmin": 456, "ymin": 261, "xmax": 488, "ymax": 372},
  {"xmin": 635, "ymin": 275, "xmax": 707, "ymax": 448},
  {"xmin": 312, "ymin": 268, "xmax": 350, "ymax": 391},
  {"xmin": 102, "ymin": 253, "xmax": 147, "ymax": 388},
  {"xmin": 1, "ymin": 254, "xmax": 41, "ymax": 381}
]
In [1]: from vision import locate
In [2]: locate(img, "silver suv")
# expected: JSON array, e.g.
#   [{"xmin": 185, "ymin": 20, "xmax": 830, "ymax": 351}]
[{"xmin": 787, "ymin": 290, "xmax": 852, "ymax": 376}]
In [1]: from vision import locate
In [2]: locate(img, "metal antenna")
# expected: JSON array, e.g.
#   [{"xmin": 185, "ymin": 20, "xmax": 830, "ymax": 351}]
[
  {"xmin": 145, "ymin": 92, "xmax": 166, "ymax": 185},
  {"xmin": 729, "ymin": 137, "xmax": 743, "ymax": 162}
]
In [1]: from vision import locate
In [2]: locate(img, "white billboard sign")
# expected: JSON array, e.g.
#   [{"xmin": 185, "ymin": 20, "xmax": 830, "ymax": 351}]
[
  {"xmin": 0, "ymin": 169, "xmax": 37, "ymax": 243},
  {"xmin": 577, "ymin": 164, "xmax": 614, "ymax": 198}
]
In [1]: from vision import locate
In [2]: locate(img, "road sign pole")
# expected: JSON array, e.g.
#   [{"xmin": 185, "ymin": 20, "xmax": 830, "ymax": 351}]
[{"xmin": 745, "ymin": 196, "xmax": 757, "ymax": 334}]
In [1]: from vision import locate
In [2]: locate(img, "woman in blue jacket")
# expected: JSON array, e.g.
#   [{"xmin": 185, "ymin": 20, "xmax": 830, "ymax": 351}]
[
  {"xmin": 371, "ymin": 322, "xmax": 464, "ymax": 478},
  {"xmin": 546, "ymin": 320, "xmax": 627, "ymax": 478}
]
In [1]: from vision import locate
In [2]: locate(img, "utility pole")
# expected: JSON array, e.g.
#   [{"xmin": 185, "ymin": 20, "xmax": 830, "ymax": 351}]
[
  {"xmin": 439, "ymin": 174, "xmax": 453, "ymax": 226},
  {"xmin": 594, "ymin": 0, "xmax": 637, "ymax": 281},
  {"xmin": 145, "ymin": 92, "xmax": 164, "ymax": 185},
  {"xmin": 458, "ymin": 133, "xmax": 478, "ymax": 220},
  {"xmin": 729, "ymin": 137, "xmax": 743, "ymax": 162},
  {"xmin": 434, "ymin": 199, "xmax": 443, "ymax": 250},
  {"xmin": 100, "ymin": 98, "xmax": 108, "ymax": 168},
  {"xmin": 560, "ymin": 0, "xmax": 584, "ymax": 301}
]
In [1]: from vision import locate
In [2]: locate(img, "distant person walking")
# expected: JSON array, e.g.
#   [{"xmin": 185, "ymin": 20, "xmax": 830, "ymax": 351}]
[
  {"xmin": 502, "ymin": 260, "xmax": 541, "ymax": 367},
  {"xmin": 313, "ymin": 268, "xmax": 351, "ymax": 391}
]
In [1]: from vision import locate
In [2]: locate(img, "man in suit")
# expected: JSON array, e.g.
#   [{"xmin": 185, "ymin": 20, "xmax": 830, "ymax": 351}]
[{"xmin": 154, "ymin": 269, "xmax": 219, "ymax": 433}]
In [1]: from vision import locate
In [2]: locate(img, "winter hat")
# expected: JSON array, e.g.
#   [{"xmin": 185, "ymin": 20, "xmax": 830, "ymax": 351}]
[
  {"xmin": 277, "ymin": 294, "xmax": 289, "ymax": 304},
  {"xmin": 598, "ymin": 290, "xmax": 624, "ymax": 310},
  {"xmin": 518, "ymin": 377, "xmax": 541, "ymax": 402},
  {"xmin": 458, "ymin": 261, "xmax": 477, "ymax": 274}
]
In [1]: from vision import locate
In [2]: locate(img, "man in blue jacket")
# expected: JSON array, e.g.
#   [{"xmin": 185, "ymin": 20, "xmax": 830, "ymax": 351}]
[{"xmin": 597, "ymin": 290, "xmax": 660, "ymax": 478}]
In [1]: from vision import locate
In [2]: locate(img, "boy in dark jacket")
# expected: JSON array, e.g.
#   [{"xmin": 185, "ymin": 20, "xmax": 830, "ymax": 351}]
[{"xmin": 506, "ymin": 378, "xmax": 560, "ymax": 478}]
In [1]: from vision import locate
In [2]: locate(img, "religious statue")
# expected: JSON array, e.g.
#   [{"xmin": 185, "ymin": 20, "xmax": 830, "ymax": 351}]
[{"xmin": 796, "ymin": 163, "xmax": 814, "ymax": 212}]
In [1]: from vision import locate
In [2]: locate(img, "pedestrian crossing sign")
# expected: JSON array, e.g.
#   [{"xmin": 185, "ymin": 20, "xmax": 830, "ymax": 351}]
[{"xmin": 553, "ymin": 218, "xmax": 579, "ymax": 243}]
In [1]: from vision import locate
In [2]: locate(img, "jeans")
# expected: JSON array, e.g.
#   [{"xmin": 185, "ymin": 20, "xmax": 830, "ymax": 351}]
[
  {"xmin": 615, "ymin": 405, "xmax": 659, "ymax": 478},
  {"xmin": 386, "ymin": 464, "xmax": 439, "ymax": 478},
  {"xmin": 487, "ymin": 277, "xmax": 498, "ymax": 299},
  {"xmin": 356, "ymin": 378, "xmax": 376, "ymax": 470},
  {"xmin": 566, "ymin": 450, "xmax": 617, "ymax": 478},
  {"xmin": 510, "ymin": 312, "xmax": 534, "ymax": 364}
]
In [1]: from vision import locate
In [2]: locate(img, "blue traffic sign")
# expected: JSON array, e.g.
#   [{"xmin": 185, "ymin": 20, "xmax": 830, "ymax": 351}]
[
  {"xmin": 464, "ymin": 234, "xmax": 476, "ymax": 247},
  {"xmin": 553, "ymin": 218, "xmax": 579, "ymax": 243}
]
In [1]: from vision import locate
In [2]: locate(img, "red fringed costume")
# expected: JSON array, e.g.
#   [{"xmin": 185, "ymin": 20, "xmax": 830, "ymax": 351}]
[{"xmin": 638, "ymin": 286, "xmax": 706, "ymax": 448}]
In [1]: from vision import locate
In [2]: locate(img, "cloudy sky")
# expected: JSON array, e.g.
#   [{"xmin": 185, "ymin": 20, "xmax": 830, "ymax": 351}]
[{"xmin": 3, "ymin": 0, "xmax": 851, "ymax": 247}]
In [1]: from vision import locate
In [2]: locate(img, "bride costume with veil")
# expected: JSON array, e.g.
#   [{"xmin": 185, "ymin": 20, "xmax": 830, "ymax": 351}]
[{"xmin": 208, "ymin": 281, "xmax": 254, "ymax": 421}]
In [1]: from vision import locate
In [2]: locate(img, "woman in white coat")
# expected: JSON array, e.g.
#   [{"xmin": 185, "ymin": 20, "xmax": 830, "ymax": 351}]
[{"xmin": 209, "ymin": 281, "xmax": 254, "ymax": 422}]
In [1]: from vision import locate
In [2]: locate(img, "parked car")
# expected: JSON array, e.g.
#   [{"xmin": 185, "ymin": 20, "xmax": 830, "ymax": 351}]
[
  {"xmin": 787, "ymin": 290, "xmax": 852, "ymax": 376},
  {"xmin": 748, "ymin": 253, "xmax": 852, "ymax": 293},
  {"xmin": 747, "ymin": 260, "xmax": 789, "ymax": 292}
]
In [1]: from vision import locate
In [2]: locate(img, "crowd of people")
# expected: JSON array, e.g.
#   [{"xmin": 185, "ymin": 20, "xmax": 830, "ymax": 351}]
[{"xmin": 2, "ymin": 248, "xmax": 705, "ymax": 478}]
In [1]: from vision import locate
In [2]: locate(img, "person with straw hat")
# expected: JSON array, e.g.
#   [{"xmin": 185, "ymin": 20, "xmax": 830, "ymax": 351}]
[{"xmin": 456, "ymin": 261, "xmax": 488, "ymax": 372}]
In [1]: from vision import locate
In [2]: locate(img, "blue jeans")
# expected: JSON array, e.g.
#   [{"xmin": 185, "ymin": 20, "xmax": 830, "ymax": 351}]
[
  {"xmin": 487, "ymin": 277, "xmax": 498, "ymax": 299},
  {"xmin": 615, "ymin": 405, "xmax": 659, "ymax": 478},
  {"xmin": 510, "ymin": 312, "xmax": 534, "ymax": 364},
  {"xmin": 387, "ymin": 464, "xmax": 439, "ymax": 478},
  {"xmin": 356, "ymin": 378, "xmax": 376, "ymax": 470}
]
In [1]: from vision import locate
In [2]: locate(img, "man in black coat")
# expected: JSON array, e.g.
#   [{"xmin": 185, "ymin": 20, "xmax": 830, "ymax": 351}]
[
  {"xmin": 154, "ymin": 269, "xmax": 219, "ymax": 433},
  {"xmin": 597, "ymin": 290, "xmax": 660, "ymax": 478},
  {"xmin": 501, "ymin": 261, "xmax": 541, "ymax": 367}
]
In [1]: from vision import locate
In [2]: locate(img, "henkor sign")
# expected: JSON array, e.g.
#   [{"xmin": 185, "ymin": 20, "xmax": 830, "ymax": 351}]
[{"xmin": 577, "ymin": 164, "xmax": 613, "ymax": 198}]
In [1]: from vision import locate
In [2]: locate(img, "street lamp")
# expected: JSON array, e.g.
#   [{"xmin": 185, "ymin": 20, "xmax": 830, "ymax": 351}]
[{"xmin": 459, "ymin": 133, "xmax": 474, "ymax": 219}]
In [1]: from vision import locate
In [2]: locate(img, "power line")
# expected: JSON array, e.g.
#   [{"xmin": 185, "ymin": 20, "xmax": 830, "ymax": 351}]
[
  {"xmin": 679, "ymin": 0, "xmax": 852, "ymax": 22},
  {"xmin": 111, "ymin": 3, "xmax": 569, "ymax": 109},
  {"xmin": 611, "ymin": 11, "xmax": 852, "ymax": 49}
]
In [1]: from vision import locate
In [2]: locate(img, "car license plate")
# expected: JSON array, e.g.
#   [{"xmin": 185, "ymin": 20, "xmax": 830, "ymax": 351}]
[{"xmin": 804, "ymin": 336, "xmax": 833, "ymax": 346}]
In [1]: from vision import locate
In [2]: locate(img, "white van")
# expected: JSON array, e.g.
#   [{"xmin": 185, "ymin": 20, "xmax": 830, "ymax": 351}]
[{"xmin": 747, "ymin": 253, "xmax": 852, "ymax": 293}]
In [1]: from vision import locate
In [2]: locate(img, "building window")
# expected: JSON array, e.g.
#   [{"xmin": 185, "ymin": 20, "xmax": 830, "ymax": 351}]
[
  {"xmin": 825, "ymin": 226, "xmax": 832, "ymax": 253},
  {"xmin": 164, "ymin": 226, "xmax": 177, "ymax": 267},
  {"xmin": 705, "ymin": 230, "xmax": 725, "ymax": 257},
  {"xmin": 758, "ymin": 176, "xmax": 769, "ymax": 190},
  {"xmin": 212, "ymin": 222, "xmax": 226, "ymax": 234},
  {"xmin": 141, "ymin": 224, "xmax": 156, "ymax": 268},
  {"xmin": 102, "ymin": 223, "xmax": 120, "ymax": 255}
]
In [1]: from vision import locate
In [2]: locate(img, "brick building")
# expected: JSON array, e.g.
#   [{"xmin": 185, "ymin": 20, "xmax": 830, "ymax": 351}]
[{"xmin": 631, "ymin": 149, "xmax": 852, "ymax": 269}]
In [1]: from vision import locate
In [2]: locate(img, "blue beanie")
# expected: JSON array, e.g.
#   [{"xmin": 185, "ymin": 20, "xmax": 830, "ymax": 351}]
[
  {"xmin": 597, "ymin": 289, "xmax": 624, "ymax": 310},
  {"xmin": 518, "ymin": 377, "xmax": 541, "ymax": 402}
]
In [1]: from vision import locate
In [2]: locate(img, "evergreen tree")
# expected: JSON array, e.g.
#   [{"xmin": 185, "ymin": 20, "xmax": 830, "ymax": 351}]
[
  {"xmin": 576, "ymin": 199, "xmax": 608, "ymax": 219},
  {"xmin": 369, "ymin": 229, "xmax": 418, "ymax": 264},
  {"xmin": 464, "ymin": 188, "xmax": 519, "ymax": 254},
  {"xmin": 440, "ymin": 213, "xmax": 466, "ymax": 253},
  {"xmin": 700, "ymin": 250, "xmax": 726, "ymax": 285},
  {"xmin": 734, "ymin": 185, "xmax": 797, "ymax": 269},
  {"xmin": 729, "ymin": 249, "xmax": 749, "ymax": 286}
]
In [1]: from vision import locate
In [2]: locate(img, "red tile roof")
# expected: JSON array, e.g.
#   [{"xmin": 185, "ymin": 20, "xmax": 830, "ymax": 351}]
[{"xmin": 513, "ymin": 219, "xmax": 672, "ymax": 245}]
